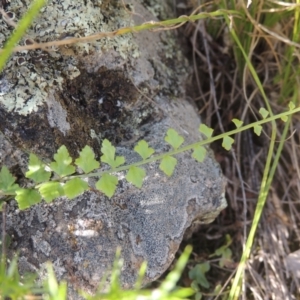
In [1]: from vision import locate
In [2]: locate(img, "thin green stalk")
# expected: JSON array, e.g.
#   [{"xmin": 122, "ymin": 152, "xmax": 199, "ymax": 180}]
[
  {"xmin": 230, "ymin": 118, "xmax": 290, "ymax": 299},
  {"xmin": 225, "ymin": 13, "xmax": 278, "ymax": 299},
  {"xmin": 124, "ymin": 9, "xmax": 241, "ymax": 30},
  {"xmin": 3, "ymin": 9, "xmax": 242, "ymax": 53},
  {"xmin": 0, "ymin": 0, "xmax": 46, "ymax": 71},
  {"xmin": 229, "ymin": 126, "xmax": 276, "ymax": 300}
]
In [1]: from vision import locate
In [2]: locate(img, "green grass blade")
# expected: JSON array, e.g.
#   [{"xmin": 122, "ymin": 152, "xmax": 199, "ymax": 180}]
[
  {"xmin": 0, "ymin": 0, "xmax": 46, "ymax": 71},
  {"xmin": 159, "ymin": 245, "xmax": 192, "ymax": 295},
  {"xmin": 224, "ymin": 14, "xmax": 278, "ymax": 299}
]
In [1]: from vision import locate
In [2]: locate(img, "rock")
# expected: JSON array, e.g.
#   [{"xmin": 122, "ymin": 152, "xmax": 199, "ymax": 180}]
[{"xmin": 0, "ymin": 0, "xmax": 227, "ymax": 298}]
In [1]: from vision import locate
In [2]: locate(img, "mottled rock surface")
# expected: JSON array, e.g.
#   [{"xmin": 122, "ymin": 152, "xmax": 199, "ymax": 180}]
[{"xmin": 0, "ymin": 0, "xmax": 227, "ymax": 298}]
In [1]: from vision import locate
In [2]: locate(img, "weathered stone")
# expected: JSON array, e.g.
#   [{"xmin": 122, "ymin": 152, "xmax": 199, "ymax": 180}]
[{"xmin": 0, "ymin": 0, "xmax": 227, "ymax": 298}]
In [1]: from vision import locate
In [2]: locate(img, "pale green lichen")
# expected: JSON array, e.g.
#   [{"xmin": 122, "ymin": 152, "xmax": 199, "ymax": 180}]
[
  {"xmin": 0, "ymin": 0, "xmax": 140, "ymax": 115},
  {"xmin": 90, "ymin": 129, "xmax": 101, "ymax": 145}
]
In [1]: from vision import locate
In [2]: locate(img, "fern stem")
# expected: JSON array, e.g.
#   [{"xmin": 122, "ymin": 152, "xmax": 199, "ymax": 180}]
[{"xmin": 66, "ymin": 107, "xmax": 299, "ymax": 180}]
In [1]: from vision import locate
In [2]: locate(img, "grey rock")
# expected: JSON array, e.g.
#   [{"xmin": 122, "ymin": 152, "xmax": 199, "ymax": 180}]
[{"xmin": 0, "ymin": 0, "xmax": 227, "ymax": 298}]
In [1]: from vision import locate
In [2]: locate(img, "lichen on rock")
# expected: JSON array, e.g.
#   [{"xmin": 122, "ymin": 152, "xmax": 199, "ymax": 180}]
[
  {"xmin": 0, "ymin": 0, "xmax": 159, "ymax": 159},
  {"xmin": 0, "ymin": 0, "xmax": 139, "ymax": 116}
]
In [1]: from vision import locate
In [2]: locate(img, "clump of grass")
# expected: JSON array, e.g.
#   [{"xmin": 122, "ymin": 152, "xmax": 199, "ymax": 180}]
[{"xmin": 178, "ymin": 0, "xmax": 300, "ymax": 298}]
